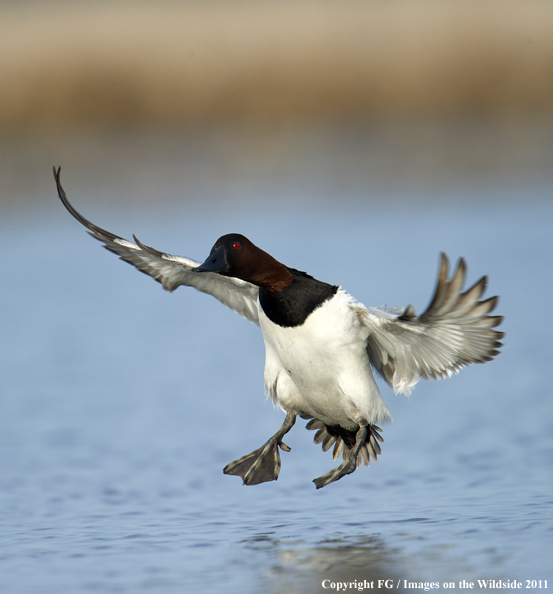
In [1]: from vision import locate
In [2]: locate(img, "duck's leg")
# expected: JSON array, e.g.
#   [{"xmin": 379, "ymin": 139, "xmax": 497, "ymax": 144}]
[
  {"xmin": 223, "ymin": 413, "xmax": 296, "ymax": 486},
  {"xmin": 313, "ymin": 422, "xmax": 368, "ymax": 489}
]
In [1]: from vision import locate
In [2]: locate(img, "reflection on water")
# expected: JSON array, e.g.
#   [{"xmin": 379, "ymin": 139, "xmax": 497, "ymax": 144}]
[
  {"xmin": 245, "ymin": 534, "xmax": 406, "ymax": 593},
  {"xmin": 242, "ymin": 528, "xmax": 516, "ymax": 592}
]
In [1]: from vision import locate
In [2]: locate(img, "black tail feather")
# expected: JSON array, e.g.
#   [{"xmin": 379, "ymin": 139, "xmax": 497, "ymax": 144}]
[{"xmin": 305, "ymin": 418, "xmax": 384, "ymax": 468}]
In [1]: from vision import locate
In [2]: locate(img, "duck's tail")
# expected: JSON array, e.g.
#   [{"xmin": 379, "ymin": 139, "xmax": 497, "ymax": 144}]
[{"xmin": 304, "ymin": 417, "xmax": 383, "ymax": 468}]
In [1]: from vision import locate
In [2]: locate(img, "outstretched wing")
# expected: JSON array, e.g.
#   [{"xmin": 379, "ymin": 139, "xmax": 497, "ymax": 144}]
[
  {"xmin": 353, "ymin": 253, "xmax": 503, "ymax": 395},
  {"xmin": 54, "ymin": 167, "xmax": 260, "ymax": 324}
]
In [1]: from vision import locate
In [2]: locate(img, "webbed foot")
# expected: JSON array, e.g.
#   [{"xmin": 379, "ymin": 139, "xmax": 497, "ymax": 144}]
[
  {"xmin": 223, "ymin": 413, "xmax": 296, "ymax": 486},
  {"xmin": 313, "ymin": 456, "xmax": 358, "ymax": 489},
  {"xmin": 223, "ymin": 441, "xmax": 289, "ymax": 485},
  {"xmin": 312, "ymin": 423, "xmax": 368, "ymax": 489}
]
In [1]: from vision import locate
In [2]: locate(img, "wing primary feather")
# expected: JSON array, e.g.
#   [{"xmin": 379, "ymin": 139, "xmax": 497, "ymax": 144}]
[
  {"xmin": 437, "ymin": 257, "xmax": 466, "ymax": 314},
  {"xmin": 54, "ymin": 166, "xmax": 123, "ymax": 244},
  {"xmin": 424, "ymin": 252, "xmax": 450, "ymax": 313}
]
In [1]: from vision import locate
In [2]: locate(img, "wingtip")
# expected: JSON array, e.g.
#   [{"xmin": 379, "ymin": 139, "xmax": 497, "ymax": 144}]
[
  {"xmin": 53, "ymin": 166, "xmax": 62, "ymax": 190},
  {"xmin": 456, "ymin": 256, "xmax": 467, "ymax": 277},
  {"xmin": 480, "ymin": 275, "xmax": 489, "ymax": 293},
  {"xmin": 53, "ymin": 166, "xmax": 68, "ymax": 203},
  {"xmin": 424, "ymin": 252, "xmax": 450, "ymax": 314},
  {"xmin": 54, "ymin": 170, "xmax": 124, "ymax": 244},
  {"xmin": 438, "ymin": 252, "xmax": 450, "ymax": 282}
]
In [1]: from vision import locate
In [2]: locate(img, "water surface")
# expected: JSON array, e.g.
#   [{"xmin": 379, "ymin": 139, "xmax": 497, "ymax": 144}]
[{"xmin": 1, "ymin": 180, "xmax": 552, "ymax": 593}]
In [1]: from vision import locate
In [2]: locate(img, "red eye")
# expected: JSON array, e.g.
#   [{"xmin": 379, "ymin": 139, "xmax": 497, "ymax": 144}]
[{"xmin": 232, "ymin": 242, "xmax": 241, "ymax": 250}]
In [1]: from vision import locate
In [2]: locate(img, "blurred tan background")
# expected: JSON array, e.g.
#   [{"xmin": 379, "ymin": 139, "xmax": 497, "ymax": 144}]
[{"xmin": 2, "ymin": 0, "xmax": 553, "ymax": 206}]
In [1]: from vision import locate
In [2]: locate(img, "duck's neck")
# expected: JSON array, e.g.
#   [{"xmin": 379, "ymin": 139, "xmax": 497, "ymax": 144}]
[{"xmin": 249, "ymin": 255, "xmax": 294, "ymax": 293}]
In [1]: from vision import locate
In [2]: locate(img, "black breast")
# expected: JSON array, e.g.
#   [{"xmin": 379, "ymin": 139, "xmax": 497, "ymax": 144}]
[{"xmin": 259, "ymin": 268, "xmax": 339, "ymax": 328}]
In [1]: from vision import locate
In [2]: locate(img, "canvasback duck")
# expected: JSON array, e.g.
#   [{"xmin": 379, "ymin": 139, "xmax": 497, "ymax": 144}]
[{"xmin": 54, "ymin": 167, "xmax": 503, "ymax": 489}]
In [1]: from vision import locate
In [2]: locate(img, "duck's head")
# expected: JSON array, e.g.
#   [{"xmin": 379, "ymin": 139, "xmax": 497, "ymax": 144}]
[{"xmin": 193, "ymin": 233, "xmax": 292, "ymax": 291}]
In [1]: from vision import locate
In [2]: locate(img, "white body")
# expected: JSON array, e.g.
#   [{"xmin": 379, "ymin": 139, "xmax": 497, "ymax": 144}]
[{"xmin": 259, "ymin": 289, "xmax": 393, "ymax": 429}]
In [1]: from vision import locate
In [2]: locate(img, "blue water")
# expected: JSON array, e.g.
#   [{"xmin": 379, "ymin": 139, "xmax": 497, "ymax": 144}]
[{"xmin": 1, "ymin": 179, "xmax": 552, "ymax": 593}]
